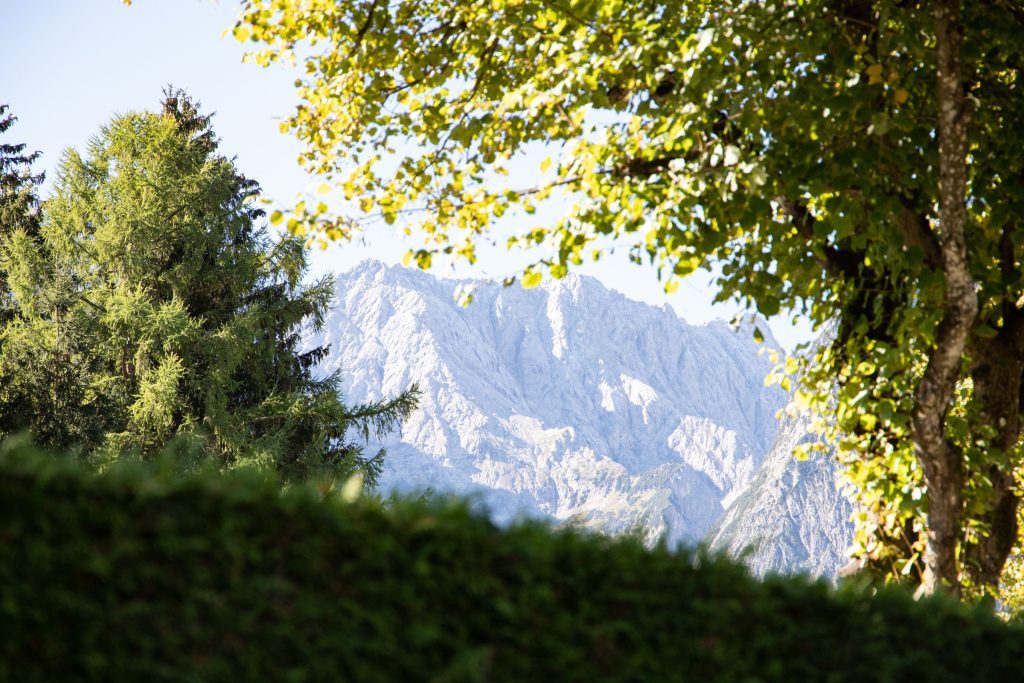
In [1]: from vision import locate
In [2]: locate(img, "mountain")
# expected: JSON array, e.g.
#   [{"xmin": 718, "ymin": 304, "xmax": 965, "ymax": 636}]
[
  {"xmin": 706, "ymin": 402, "xmax": 855, "ymax": 577},
  {"xmin": 306, "ymin": 260, "xmax": 854, "ymax": 572}
]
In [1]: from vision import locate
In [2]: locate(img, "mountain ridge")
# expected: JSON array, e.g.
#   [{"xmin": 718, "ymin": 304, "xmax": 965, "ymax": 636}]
[{"xmin": 306, "ymin": 260, "xmax": 853, "ymax": 572}]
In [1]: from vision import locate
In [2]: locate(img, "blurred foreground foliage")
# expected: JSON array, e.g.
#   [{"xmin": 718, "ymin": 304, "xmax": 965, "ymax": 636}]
[{"xmin": 2, "ymin": 438, "xmax": 1024, "ymax": 682}]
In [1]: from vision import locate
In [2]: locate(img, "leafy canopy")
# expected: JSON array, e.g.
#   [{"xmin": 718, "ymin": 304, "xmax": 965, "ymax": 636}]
[{"xmin": 235, "ymin": 0, "xmax": 1024, "ymax": 595}]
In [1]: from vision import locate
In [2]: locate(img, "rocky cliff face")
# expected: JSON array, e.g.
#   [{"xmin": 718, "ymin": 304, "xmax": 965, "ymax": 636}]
[
  {"xmin": 706, "ymin": 403, "xmax": 855, "ymax": 577},
  {"xmin": 306, "ymin": 260, "xmax": 853, "ymax": 572}
]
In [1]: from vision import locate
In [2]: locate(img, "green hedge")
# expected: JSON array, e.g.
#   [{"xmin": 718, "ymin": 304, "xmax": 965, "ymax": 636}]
[{"xmin": 1, "ymin": 441, "xmax": 1022, "ymax": 682}]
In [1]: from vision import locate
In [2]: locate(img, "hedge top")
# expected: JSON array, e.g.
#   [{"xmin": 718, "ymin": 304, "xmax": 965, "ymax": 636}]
[{"xmin": 1, "ymin": 439, "xmax": 1022, "ymax": 682}]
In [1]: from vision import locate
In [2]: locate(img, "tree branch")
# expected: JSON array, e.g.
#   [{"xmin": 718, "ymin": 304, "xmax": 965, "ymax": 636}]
[
  {"xmin": 778, "ymin": 196, "xmax": 862, "ymax": 280},
  {"xmin": 897, "ymin": 195, "xmax": 942, "ymax": 268},
  {"xmin": 351, "ymin": 0, "xmax": 381, "ymax": 52}
]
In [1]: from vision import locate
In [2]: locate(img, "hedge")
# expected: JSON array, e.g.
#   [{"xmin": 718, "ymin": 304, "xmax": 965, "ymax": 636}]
[{"xmin": 1, "ymin": 440, "xmax": 1022, "ymax": 682}]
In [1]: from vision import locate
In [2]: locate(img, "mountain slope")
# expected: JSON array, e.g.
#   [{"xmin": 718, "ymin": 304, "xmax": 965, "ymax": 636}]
[
  {"xmin": 706, "ymin": 402, "xmax": 855, "ymax": 577},
  {"xmin": 306, "ymin": 260, "xmax": 787, "ymax": 546}
]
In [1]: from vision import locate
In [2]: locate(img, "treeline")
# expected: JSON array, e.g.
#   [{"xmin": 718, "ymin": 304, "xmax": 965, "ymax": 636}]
[{"xmin": 0, "ymin": 90, "xmax": 417, "ymax": 485}]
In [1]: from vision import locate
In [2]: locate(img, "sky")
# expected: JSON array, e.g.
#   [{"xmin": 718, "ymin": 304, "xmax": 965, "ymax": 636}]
[{"xmin": 2, "ymin": 0, "xmax": 815, "ymax": 350}]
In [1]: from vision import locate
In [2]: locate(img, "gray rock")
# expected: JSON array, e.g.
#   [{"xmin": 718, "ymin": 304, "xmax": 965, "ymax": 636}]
[
  {"xmin": 305, "ymin": 260, "xmax": 786, "ymax": 547},
  {"xmin": 706, "ymin": 401, "xmax": 855, "ymax": 578},
  {"xmin": 306, "ymin": 259, "xmax": 855, "ymax": 576}
]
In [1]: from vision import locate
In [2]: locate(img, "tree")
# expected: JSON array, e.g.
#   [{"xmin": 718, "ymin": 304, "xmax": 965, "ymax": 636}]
[
  {"xmin": 0, "ymin": 105, "xmax": 45, "ymax": 320},
  {"xmin": 0, "ymin": 90, "xmax": 419, "ymax": 485},
  {"xmin": 0, "ymin": 105, "xmax": 56, "ymax": 443},
  {"xmin": 235, "ymin": 0, "xmax": 1024, "ymax": 596}
]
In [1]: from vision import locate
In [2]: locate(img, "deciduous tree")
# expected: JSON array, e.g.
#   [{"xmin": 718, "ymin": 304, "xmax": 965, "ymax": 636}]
[{"xmin": 235, "ymin": 0, "xmax": 1024, "ymax": 595}]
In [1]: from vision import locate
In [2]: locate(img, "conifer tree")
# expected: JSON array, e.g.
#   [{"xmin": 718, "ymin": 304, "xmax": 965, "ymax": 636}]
[
  {"xmin": 0, "ymin": 105, "xmax": 78, "ymax": 445},
  {"xmin": 0, "ymin": 90, "xmax": 418, "ymax": 484},
  {"xmin": 0, "ymin": 105, "xmax": 45, "ymax": 320}
]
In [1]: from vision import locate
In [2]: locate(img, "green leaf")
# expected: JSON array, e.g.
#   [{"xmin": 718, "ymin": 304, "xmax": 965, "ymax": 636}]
[
  {"xmin": 522, "ymin": 271, "xmax": 542, "ymax": 289},
  {"xmin": 975, "ymin": 324, "xmax": 999, "ymax": 339}
]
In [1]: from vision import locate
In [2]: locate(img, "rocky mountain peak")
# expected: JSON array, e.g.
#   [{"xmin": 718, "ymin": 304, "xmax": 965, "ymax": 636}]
[{"xmin": 306, "ymin": 261, "xmax": 853, "ymax": 573}]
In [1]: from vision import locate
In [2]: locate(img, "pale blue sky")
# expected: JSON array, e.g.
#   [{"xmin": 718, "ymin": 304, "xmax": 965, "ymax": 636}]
[{"xmin": 2, "ymin": 0, "xmax": 814, "ymax": 350}]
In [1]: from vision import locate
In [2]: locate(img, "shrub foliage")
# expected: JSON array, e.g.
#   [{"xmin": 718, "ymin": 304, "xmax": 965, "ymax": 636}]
[{"xmin": 1, "ymin": 440, "xmax": 1022, "ymax": 682}]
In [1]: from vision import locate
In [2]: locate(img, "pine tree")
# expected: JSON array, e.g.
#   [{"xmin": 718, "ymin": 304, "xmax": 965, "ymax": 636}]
[
  {"xmin": 0, "ymin": 105, "xmax": 45, "ymax": 320},
  {"xmin": 0, "ymin": 90, "xmax": 418, "ymax": 484},
  {"xmin": 0, "ymin": 105, "xmax": 88, "ymax": 446},
  {"xmin": 0, "ymin": 105, "xmax": 43, "ymax": 239}
]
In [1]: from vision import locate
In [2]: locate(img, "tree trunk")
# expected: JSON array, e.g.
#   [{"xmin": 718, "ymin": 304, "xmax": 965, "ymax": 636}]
[
  {"xmin": 913, "ymin": 0, "xmax": 976, "ymax": 596},
  {"xmin": 967, "ymin": 304, "xmax": 1024, "ymax": 588}
]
